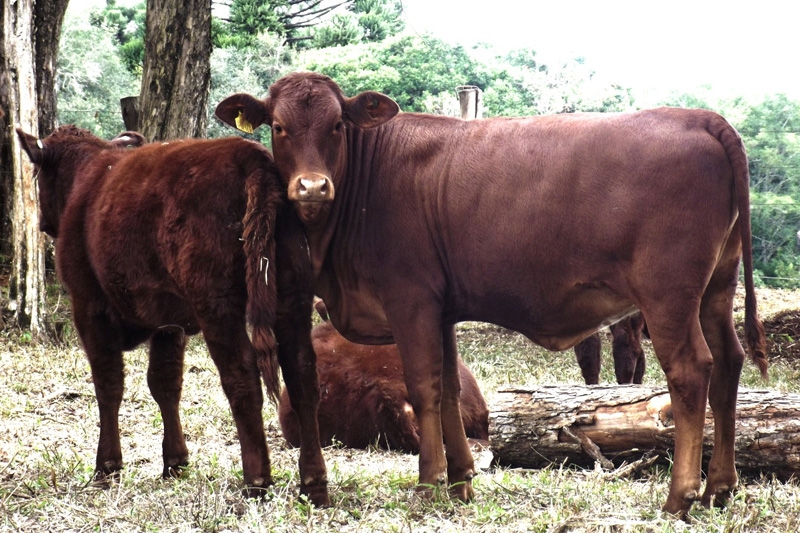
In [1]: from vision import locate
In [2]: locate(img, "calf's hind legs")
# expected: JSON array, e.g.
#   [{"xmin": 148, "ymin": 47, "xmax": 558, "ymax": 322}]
[
  {"xmin": 147, "ymin": 329, "xmax": 190, "ymax": 478},
  {"xmin": 203, "ymin": 323, "xmax": 273, "ymax": 496}
]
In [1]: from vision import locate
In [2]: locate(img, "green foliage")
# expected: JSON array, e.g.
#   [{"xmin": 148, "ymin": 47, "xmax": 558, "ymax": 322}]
[
  {"xmin": 750, "ymin": 193, "xmax": 800, "ymax": 288},
  {"xmin": 207, "ymin": 33, "xmax": 294, "ymax": 142},
  {"xmin": 300, "ymin": 34, "xmax": 488, "ymax": 112},
  {"xmin": 300, "ymin": 36, "xmax": 634, "ymax": 117},
  {"xmin": 89, "ymin": 0, "xmax": 146, "ymax": 74},
  {"xmin": 57, "ymin": 11, "xmax": 140, "ymax": 139},
  {"xmin": 349, "ymin": 0, "xmax": 405, "ymax": 42},
  {"xmin": 311, "ymin": 13, "xmax": 364, "ymax": 48},
  {"xmin": 737, "ymin": 94, "xmax": 800, "ymax": 197},
  {"xmin": 480, "ymin": 52, "xmax": 635, "ymax": 116}
]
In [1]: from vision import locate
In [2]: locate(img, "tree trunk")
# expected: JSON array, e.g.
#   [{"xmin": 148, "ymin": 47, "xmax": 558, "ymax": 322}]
[
  {"xmin": 138, "ymin": 0, "xmax": 212, "ymax": 141},
  {"xmin": 1, "ymin": 0, "xmax": 44, "ymax": 334},
  {"xmin": 489, "ymin": 385, "xmax": 800, "ymax": 477},
  {"xmin": 0, "ymin": 0, "xmax": 68, "ymax": 336},
  {"xmin": 33, "ymin": 0, "xmax": 69, "ymax": 136}
]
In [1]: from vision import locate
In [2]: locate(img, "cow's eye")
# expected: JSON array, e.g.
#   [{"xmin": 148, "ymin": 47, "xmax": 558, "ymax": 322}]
[
  {"xmin": 273, "ymin": 124, "xmax": 284, "ymax": 135},
  {"xmin": 333, "ymin": 121, "xmax": 343, "ymax": 134}
]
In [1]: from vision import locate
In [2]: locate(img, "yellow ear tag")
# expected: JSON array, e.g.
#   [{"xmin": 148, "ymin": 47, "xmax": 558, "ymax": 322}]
[{"xmin": 235, "ymin": 110, "xmax": 254, "ymax": 134}]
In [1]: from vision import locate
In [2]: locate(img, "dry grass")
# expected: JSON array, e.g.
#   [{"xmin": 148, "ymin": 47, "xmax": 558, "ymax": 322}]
[{"xmin": 1, "ymin": 288, "xmax": 799, "ymax": 532}]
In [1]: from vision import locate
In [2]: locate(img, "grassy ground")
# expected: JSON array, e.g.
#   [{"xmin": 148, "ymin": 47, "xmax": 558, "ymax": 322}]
[{"xmin": 1, "ymin": 289, "xmax": 799, "ymax": 532}]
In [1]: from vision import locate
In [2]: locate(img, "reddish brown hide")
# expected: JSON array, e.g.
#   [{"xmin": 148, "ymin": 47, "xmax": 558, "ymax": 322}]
[
  {"xmin": 279, "ymin": 302, "xmax": 489, "ymax": 452},
  {"xmin": 215, "ymin": 72, "xmax": 767, "ymax": 517},
  {"xmin": 16, "ymin": 126, "xmax": 328, "ymax": 504},
  {"xmin": 574, "ymin": 313, "xmax": 647, "ymax": 384}
]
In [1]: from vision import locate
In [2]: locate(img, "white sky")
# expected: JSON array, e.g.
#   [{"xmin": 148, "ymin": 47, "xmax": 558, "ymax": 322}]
[
  {"xmin": 68, "ymin": 0, "xmax": 799, "ymax": 103},
  {"xmin": 399, "ymin": 0, "xmax": 800, "ymax": 104}
]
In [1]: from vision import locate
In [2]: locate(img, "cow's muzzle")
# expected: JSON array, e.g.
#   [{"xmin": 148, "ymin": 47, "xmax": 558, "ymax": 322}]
[{"xmin": 289, "ymin": 173, "xmax": 334, "ymax": 203}]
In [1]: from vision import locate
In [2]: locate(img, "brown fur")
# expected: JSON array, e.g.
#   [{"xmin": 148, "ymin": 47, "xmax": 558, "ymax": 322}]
[
  {"xmin": 279, "ymin": 302, "xmax": 489, "ymax": 452},
  {"xmin": 15, "ymin": 126, "xmax": 326, "ymax": 500},
  {"xmin": 216, "ymin": 72, "xmax": 767, "ymax": 516}
]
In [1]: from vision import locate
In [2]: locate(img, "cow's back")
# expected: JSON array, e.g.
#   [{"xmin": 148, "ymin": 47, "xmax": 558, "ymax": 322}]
[{"xmin": 63, "ymin": 137, "xmax": 275, "ymax": 331}]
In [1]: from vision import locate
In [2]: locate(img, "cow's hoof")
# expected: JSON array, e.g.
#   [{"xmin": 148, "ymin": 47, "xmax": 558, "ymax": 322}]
[
  {"xmin": 449, "ymin": 479, "xmax": 475, "ymax": 502},
  {"xmin": 242, "ymin": 477, "xmax": 274, "ymax": 499},
  {"xmin": 162, "ymin": 461, "xmax": 189, "ymax": 479},
  {"xmin": 662, "ymin": 490, "xmax": 698, "ymax": 519},
  {"xmin": 701, "ymin": 484, "xmax": 735, "ymax": 508},
  {"xmin": 91, "ymin": 465, "xmax": 121, "ymax": 488},
  {"xmin": 300, "ymin": 481, "xmax": 331, "ymax": 507}
]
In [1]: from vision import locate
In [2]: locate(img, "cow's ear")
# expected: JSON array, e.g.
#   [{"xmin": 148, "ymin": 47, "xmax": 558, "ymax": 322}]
[
  {"xmin": 215, "ymin": 93, "xmax": 269, "ymax": 134},
  {"xmin": 16, "ymin": 128, "xmax": 44, "ymax": 165},
  {"xmin": 111, "ymin": 131, "xmax": 146, "ymax": 149},
  {"xmin": 344, "ymin": 91, "xmax": 399, "ymax": 129}
]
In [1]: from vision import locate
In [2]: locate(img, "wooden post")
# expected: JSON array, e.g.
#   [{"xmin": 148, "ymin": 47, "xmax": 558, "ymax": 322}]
[
  {"xmin": 457, "ymin": 85, "xmax": 482, "ymax": 120},
  {"xmin": 120, "ymin": 96, "xmax": 140, "ymax": 132},
  {"xmin": 489, "ymin": 385, "xmax": 800, "ymax": 477}
]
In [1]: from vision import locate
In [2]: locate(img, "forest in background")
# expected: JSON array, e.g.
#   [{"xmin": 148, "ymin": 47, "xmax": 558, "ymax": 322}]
[{"xmin": 58, "ymin": 0, "xmax": 800, "ymax": 289}]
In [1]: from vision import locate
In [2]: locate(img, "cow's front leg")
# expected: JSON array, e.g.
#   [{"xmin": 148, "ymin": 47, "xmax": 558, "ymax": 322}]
[
  {"xmin": 390, "ymin": 306, "xmax": 448, "ymax": 499},
  {"xmin": 441, "ymin": 325, "xmax": 475, "ymax": 501}
]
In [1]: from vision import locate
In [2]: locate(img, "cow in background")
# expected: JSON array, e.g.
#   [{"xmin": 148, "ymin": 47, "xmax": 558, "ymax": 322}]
[
  {"xmin": 574, "ymin": 313, "xmax": 647, "ymax": 384},
  {"xmin": 279, "ymin": 301, "xmax": 489, "ymax": 453},
  {"xmin": 16, "ymin": 126, "xmax": 328, "ymax": 505},
  {"xmin": 216, "ymin": 72, "xmax": 767, "ymax": 516}
]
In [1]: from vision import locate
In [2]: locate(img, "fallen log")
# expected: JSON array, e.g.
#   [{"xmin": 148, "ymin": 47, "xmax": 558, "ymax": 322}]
[{"xmin": 489, "ymin": 385, "xmax": 800, "ymax": 477}]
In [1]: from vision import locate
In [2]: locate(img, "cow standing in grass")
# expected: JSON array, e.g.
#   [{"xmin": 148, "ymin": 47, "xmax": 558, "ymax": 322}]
[
  {"xmin": 216, "ymin": 72, "xmax": 767, "ymax": 516},
  {"xmin": 16, "ymin": 126, "xmax": 328, "ymax": 504}
]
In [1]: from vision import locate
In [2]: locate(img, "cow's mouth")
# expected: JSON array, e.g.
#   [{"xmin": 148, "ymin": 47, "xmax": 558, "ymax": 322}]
[{"xmin": 296, "ymin": 201, "xmax": 327, "ymax": 223}]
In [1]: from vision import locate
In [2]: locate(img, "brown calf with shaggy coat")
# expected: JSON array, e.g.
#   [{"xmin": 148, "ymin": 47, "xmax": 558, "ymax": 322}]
[{"xmin": 16, "ymin": 126, "xmax": 326, "ymax": 503}]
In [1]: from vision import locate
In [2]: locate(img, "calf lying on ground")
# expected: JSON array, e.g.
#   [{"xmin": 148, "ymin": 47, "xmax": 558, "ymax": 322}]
[
  {"xmin": 17, "ymin": 126, "xmax": 326, "ymax": 503},
  {"xmin": 279, "ymin": 302, "xmax": 489, "ymax": 453},
  {"xmin": 574, "ymin": 313, "xmax": 647, "ymax": 384}
]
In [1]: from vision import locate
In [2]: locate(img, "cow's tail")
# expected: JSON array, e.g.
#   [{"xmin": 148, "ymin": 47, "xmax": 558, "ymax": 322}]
[
  {"xmin": 243, "ymin": 167, "xmax": 284, "ymax": 404},
  {"xmin": 712, "ymin": 115, "xmax": 768, "ymax": 378}
]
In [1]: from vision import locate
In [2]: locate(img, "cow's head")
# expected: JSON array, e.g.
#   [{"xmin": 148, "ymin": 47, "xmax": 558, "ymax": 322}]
[
  {"xmin": 16, "ymin": 126, "xmax": 145, "ymax": 237},
  {"xmin": 215, "ymin": 72, "xmax": 399, "ymax": 228}
]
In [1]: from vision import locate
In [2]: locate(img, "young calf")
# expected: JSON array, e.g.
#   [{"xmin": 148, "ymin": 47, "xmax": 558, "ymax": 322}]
[
  {"xmin": 279, "ymin": 302, "xmax": 489, "ymax": 453},
  {"xmin": 17, "ymin": 126, "xmax": 327, "ymax": 504}
]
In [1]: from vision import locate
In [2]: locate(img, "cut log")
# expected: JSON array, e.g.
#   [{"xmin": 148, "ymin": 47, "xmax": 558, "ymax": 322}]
[{"xmin": 489, "ymin": 385, "xmax": 800, "ymax": 477}]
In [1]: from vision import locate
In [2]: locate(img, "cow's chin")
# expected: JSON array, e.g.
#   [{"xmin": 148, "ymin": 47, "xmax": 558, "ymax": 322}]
[{"xmin": 295, "ymin": 201, "xmax": 329, "ymax": 226}]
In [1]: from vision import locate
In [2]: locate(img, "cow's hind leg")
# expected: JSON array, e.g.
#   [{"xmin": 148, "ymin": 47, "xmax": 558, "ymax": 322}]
[
  {"xmin": 274, "ymin": 216, "xmax": 329, "ymax": 506},
  {"xmin": 644, "ymin": 304, "xmax": 713, "ymax": 517},
  {"xmin": 72, "ymin": 304, "xmax": 126, "ymax": 482},
  {"xmin": 147, "ymin": 329, "xmax": 189, "ymax": 478},
  {"xmin": 440, "ymin": 325, "xmax": 476, "ymax": 501},
  {"xmin": 202, "ymin": 322, "xmax": 272, "ymax": 496},
  {"xmin": 574, "ymin": 333, "xmax": 602, "ymax": 385},
  {"xmin": 274, "ymin": 296, "xmax": 330, "ymax": 506},
  {"xmin": 699, "ymin": 267, "xmax": 747, "ymax": 508}
]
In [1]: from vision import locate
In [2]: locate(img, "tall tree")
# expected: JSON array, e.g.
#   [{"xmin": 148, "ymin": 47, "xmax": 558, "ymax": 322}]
[
  {"xmin": 138, "ymin": 0, "xmax": 212, "ymax": 141},
  {"xmin": 0, "ymin": 0, "xmax": 68, "ymax": 336}
]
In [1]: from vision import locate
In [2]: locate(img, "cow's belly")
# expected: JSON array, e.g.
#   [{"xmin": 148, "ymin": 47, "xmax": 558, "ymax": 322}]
[{"xmin": 448, "ymin": 280, "xmax": 638, "ymax": 351}]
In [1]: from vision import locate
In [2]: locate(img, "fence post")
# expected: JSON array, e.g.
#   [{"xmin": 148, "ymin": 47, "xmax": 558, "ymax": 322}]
[{"xmin": 457, "ymin": 85, "xmax": 482, "ymax": 120}]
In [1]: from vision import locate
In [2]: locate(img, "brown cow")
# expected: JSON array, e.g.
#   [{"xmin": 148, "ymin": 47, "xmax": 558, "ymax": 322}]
[
  {"xmin": 574, "ymin": 313, "xmax": 646, "ymax": 384},
  {"xmin": 215, "ymin": 72, "xmax": 767, "ymax": 517},
  {"xmin": 279, "ymin": 301, "xmax": 489, "ymax": 452},
  {"xmin": 16, "ymin": 126, "xmax": 328, "ymax": 504}
]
